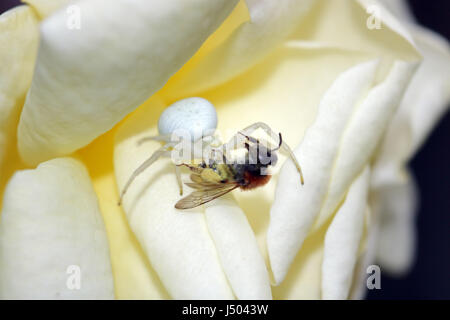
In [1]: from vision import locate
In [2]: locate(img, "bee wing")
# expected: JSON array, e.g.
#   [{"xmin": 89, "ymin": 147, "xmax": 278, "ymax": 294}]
[
  {"xmin": 175, "ymin": 183, "xmax": 238, "ymax": 209},
  {"xmin": 184, "ymin": 174, "xmax": 226, "ymax": 191}
]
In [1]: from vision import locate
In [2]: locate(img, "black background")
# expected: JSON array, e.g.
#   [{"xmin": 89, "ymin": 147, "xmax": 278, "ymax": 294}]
[{"xmin": 0, "ymin": 0, "xmax": 448, "ymax": 299}]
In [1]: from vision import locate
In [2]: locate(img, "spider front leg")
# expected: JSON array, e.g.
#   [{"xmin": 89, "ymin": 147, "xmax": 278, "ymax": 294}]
[
  {"xmin": 137, "ymin": 133, "xmax": 173, "ymax": 145},
  {"xmin": 118, "ymin": 141, "xmax": 177, "ymax": 206},
  {"xmin": 239, "ymin": 122, "xmax": 305, "ymax": 185},
  {"xmin": 240, "ymin": 122, "xmax": 281, "ymax": 143}
]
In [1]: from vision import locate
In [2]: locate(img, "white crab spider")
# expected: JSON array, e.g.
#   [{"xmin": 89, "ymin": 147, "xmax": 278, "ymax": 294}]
[
  {"xmin": 118, "ymin": 97, "xmax": 219, "ymax": 205},
  {"xmin": 118, "ymin": 97, "xmax": 304, "ymax": 206}
]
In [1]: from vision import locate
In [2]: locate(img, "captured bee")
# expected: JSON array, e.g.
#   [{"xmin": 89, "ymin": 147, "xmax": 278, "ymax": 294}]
[
  {"xmin": 174, "ymin": 131, "xmax": 304, "ymax": 209},
  {"xmin": 118, "ymin": 120, "xmax": 304, "ymax": 208}
]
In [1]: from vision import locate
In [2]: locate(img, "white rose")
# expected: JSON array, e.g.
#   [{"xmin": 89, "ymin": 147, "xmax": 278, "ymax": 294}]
[{"xmin": 0, "ymin": 0, "xmax": 448, "ymax": 299}]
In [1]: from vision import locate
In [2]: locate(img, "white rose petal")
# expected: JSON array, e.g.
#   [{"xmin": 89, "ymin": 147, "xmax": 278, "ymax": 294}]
[
  {"xmin": 374, "ymin": 29, "xmax": 450, "ymax": 188},
  {"xmin": 357, "ymin": 0, "xmax": 416, "ymax": 46},
  {"xmin": 0, "ymin": 157, "xmax": 114, "ymax": 299},
  {"xmin": 322, "ymin": 166, "xmax": 370, "ymax": 300},
  {"xmin": 18, "ymin": 0, "xmax": 238, "ymax": 165},
  {"xmin": 267, "ymin": 60, "xmax": 379, "ymax": 285},
  {"xmin": 313, "ymin": 60, "xmax": 418, "ymax": 228},
  {"xmin": 0, "ymin": 6, "xmax": 38, "ymax": 178},
  {"xmin": 268, "ymin": 57, "xmax": 417, "ymax": 285},
  {"xmin": 373, "ymin": 173, "xmax": 417, "ymax": 274},
  {"xmin": 205, "ymin": 196, "xmax": 272, "ymax": 300},
  {"xmin": 23, "ymin": 0, "xmax": 72, "ymax": 19},
  {"xmin": 165, "ymin": 0, "xmax": 315, "ymax": 98}
]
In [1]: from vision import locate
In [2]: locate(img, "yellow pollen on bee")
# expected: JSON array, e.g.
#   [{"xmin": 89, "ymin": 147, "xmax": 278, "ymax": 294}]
[{"xmin": 200, "ymin": 168, "xmax": 223, "ymax": 183}]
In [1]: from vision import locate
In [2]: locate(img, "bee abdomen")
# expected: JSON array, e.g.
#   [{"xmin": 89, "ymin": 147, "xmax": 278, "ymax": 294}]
[{"xmin": 239, "ymin": 171, "xmax": 271, "ymax": 190}]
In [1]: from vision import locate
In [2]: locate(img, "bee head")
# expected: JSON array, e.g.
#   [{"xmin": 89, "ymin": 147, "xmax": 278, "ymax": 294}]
[{"xmin": 245, "ymin": 139, "xmax": 278, "ymax": 169}]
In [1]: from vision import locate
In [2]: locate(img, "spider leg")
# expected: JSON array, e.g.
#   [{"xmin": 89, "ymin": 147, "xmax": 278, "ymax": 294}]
[
  {"xmin": 189, "ymin": 133, "xmax": 223, "ymax": 165},
  {"xmin": 137, "ymin": 134, "xmax": 173, "ymax": 146},
  {"xmin": 221, "ymin": 132, "xmax": 245, "ymax": 157},
  {"xmin": 208, "ymin": 134, "xmax": 223, "ymax": 148},
  {"xmin": 176, "ymin": 162, "xmax": 203, "ymax": 173},
  {"xmin": 240, "ymin": 122, "xmax": 280, "ymax": 142},
  {"xmin": 175, "ymin": 165, "xmax": 183, "ymax": 196},
  {"xmin": 240, "ymin": 122, "xmax": 305, "ymax": 185},
  {"xmin": 279, "ymin": 142, "xmax": 304, "ymax": 184},
  {"xmin": 238, "ymin": 131, "xmax": 259, "ymax": 145},
  {"xmin": 118, "ymin": 142, "xmax": 176, "ymax": 206}
]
